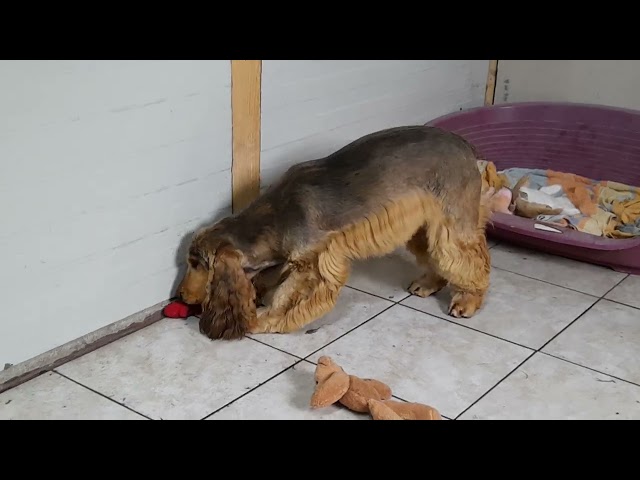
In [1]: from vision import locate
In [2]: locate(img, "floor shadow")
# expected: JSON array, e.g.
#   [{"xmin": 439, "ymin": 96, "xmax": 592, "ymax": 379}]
[
  {"xmin": 288, "ymin": 365, "xmax": 317, "ymax": 412},
  {"xmin": 433, "ymin": 287, "xmax": 454, "ymax": 315}
]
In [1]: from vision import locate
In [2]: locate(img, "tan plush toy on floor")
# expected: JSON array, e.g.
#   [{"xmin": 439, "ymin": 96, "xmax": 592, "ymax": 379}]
[{"xmin": 310, "ymin": 356, "xmax": 442, "ymax": 420}]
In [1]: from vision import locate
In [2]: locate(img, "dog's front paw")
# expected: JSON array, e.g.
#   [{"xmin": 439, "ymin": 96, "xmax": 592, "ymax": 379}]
[
  {"xmin": 408, "ymin": 275, "xmax": 446, "ymax": 298},
  {"xmin": 448, "ymin": 291, "xmax": 484, "ymax": 318}
]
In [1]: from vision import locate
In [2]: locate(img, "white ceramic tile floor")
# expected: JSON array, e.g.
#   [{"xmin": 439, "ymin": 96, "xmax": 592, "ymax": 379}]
[
  {"xmin": 56, "ymin": 318, "xmax": 298, "ymax": 420},
  {"xmin": 605, "ymin": 274, "xmax": 640, "ymax": 309},
  {"xmin": 402, "ymin": 268, "xmax": 596, "ymax": 349},
  {"xmin": 3, "ymin": 242, "xmax": 640, "ymax": 420},
  {"xmin": 0, "ymin": 372, "xmax": 145, "ymax": 420},
  {"xmin": 490, "ymin": 242, "xmax": 627, "ymax": 296},
  {"xmin": 542, "ymin": 299, "xmax": 640, "ymax": 384},
  {"xmin": 459, "ymin": 353, "xmax": 640, "ymax": 420}
]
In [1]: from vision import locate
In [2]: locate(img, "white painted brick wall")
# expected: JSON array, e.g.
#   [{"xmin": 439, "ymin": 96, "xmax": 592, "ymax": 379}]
[
  {"xmin": 495, "ymin": 60, "xmax": 640, "ymax": 109},
  {"xmin": 0, "ymin": 60, "xmax": 232, "ymax": 365},
  {"xmin": 260, "ymin": 60, "xmax": 489, "ymax": 188},
  {"xmin": 0, "ymin": 59, "xmax": 489, "ymax": 366}
]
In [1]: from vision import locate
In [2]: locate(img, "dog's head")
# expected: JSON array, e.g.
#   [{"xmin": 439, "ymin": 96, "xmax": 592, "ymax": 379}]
[{"xmin": 177, "ymin": 230, "xmax": 256, "ymax": 340}]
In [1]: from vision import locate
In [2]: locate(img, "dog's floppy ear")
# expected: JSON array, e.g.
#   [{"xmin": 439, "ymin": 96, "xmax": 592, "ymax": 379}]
[{"xmin": 199, "ymin": 244, "xmax": 256, "ymax": 340}]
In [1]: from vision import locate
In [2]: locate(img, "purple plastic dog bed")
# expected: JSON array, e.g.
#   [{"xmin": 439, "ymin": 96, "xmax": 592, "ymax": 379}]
[{"xmin": 427, "ymin": 101, "xmax": 640, "ymax": 275}]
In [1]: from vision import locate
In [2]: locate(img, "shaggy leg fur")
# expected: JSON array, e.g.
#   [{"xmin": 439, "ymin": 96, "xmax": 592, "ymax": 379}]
[
  {"xmin": 248, "ymin": 251, "xmax": 351, "ymax": 334},
  {"xmin": 430, "ymin": 225, "xmax": 490, "ymax": 318},
  {"xmin": 406, "ymin": 227, "xmax": 447, "ymax": 298},
  {"xmin": 407, "ymin": 202, "xmax": 491, "ymax": 319}
]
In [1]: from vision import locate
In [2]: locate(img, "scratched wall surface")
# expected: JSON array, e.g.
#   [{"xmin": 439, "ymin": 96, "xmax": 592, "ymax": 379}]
[
  {"xmin": 260, "ymin": 60, "xmax": 489, "ymax": 188},
  {"xmin": 0, "ymin": 60, "xmax": 232, "ymax": 366},
  {"xmin": 495, "ymin": 60, "xmax": 640, "ymax": 109}
]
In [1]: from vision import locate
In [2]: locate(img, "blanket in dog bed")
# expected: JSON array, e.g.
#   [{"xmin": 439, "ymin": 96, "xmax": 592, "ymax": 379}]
[{"xmin": 478, "ymin": 160, "xmax": 640, "ymax": 238}]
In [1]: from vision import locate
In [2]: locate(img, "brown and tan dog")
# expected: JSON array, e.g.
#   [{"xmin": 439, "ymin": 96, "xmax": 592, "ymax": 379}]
[{"xmin": 176, "ymin": 125, "xmax": 491, "ymax": 340}]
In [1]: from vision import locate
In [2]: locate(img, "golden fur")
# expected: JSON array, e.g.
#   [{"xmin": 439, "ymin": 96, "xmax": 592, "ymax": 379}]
[{"xmin": 176, "ymin": 125, "xmax": 491, "ymax": 340}]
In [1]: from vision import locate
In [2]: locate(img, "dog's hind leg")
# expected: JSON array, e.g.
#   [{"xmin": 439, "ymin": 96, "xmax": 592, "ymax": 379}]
[
  {"xmin": 408, "ymin": 195, "xmax": 491, "ymax": 318},
  {"xmin": 247, "ymin": 249, "xmax": 350, "ymax": 334},
  {"xmin": 428, "ymin": 205, "xmax": 491, "ymax": 318},
  {"xmin": 406, "ymin": 227, "xmax": 447, "ymax": 298},
  {"xmin": 438, "ymin": 233, "xmax": 490, "ymax": 318}
]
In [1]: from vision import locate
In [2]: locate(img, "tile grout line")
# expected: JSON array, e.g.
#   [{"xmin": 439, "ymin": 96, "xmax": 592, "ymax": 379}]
[
  {"xmin": 454, "ymin": 351, "xmax": 537, "ymax": 420},
  {"xmin": 236, "ymin": 302, "xmax": 398, "ymax": 367},
  {"xmin": 490, "ymin": 242, "xmax": 634, "ymax": 299},
  {"xmin": 598, "ymin": 295, "xmax": 640, "ymax": 312},
  {"xmin": 536, "ymin": 300, "xmax": 602, "ymax": 352},
  {"xmin": 395, "ymin": 293, "xmax": 412, "ymax": 303},
  {"xmin": 399, "ymin": 303, "xmax": 535, "ymax": 352},
  {"xmin": 539, "ymin": 351, "xmax": 640, "ymax": 388},
  {"xmin": 302, "ymin": 303, "xmax": 399, "ymax": 361},
  {"xmin": 460, "ymin": 327, "xmax": 640, "ymax": 420},
  {"xmin": 536, "ymin": 273, "xmax": 629, "ymax": 353},
  {"xmin": 243, "ymin": 295, "xmax": 403, "ymax": 362},
  {"xmin": 200, "ymin": 359, "xmax": 306, "ymax": 420},
  {"xmin": 344, "ymin": 284, "xmax": 411, "ymax": 304},
  {"xmin": 489, "ymin": 265, "xmax": 606, "ymax": 299},
  {"xmin": 245, "ymin": 336, "xmax": 305, "ymax": 360},
  {"xmin": 454, "ymin": 273, "xmax": 632, "ymax": 419},
  {"xmin": 530, "ymin": 273, "xmax": 640, "ymax": 388},
  {"xmin": 53, "ymin": 371, "xmax": 153, "ymax": 420}
]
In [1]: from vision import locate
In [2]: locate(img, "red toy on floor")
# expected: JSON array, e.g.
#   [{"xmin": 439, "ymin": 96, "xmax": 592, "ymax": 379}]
[{"xmin": 163, "ymin": 301, "xmax": 201, "ymax": 319}]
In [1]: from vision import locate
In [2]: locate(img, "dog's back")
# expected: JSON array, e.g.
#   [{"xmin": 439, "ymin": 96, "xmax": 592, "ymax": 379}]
[{"xmin": 258, "ymin": 126, "xmax": 482, "ymax": 246}]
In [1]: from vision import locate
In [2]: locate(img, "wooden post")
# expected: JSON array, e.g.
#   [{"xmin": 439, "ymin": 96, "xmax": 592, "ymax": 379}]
[
  {"xmin": 484, "ymin": 60, "xmax": 499, "ymax": 106},
  {"xmin": 231, "ymin": 60, "xmax": 262, "ymax": 213}
]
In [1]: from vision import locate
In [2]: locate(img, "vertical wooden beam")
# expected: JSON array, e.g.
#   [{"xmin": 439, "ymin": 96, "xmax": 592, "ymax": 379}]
[
  {"xmin": 231, "ymin": 60, "xmax": 262, "ymax": 213},
  {"xmin": 484, "ymin": 60, "xmax": 499, "ymax": 106}
]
